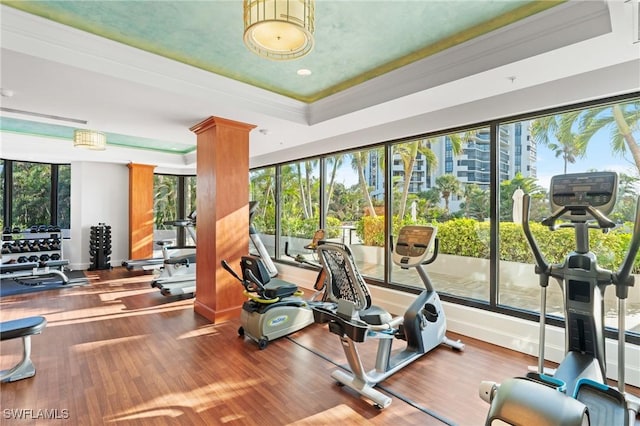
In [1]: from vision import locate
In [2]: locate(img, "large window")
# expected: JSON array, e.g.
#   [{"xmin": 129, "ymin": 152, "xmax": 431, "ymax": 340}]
[
  {"xmin": 325, "ymin": 148, "xmax": 385, "ymax": 281},
  {"xmin": 500, "ymin": 100, "xmax": 640, "ymax": 332},
  {"xmin": 389, "ymin": 130, "xmax": 491, "ymax": 302},
  {"xmin": 1, "ymin": 159, "xmax": 70, "ymax": 231},
  {"xmin": 279, "ymin": 160, "xmax": 320, "ymax": 258},
  {"xmin": 249, "ymin": 167, "xmax": 276, "ymax": 258},
  {"xmin": 153, "ymin": 174, "xmax": 196, "ymax": 249},
  {"xmin": 250, "ymin": 94, "xmax": 640, "ymax": 340}
]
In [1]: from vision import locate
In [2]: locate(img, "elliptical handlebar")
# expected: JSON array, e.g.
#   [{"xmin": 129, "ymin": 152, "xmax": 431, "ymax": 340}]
[
  {"xmin": 613, "ymin": 197, "xmax": 640, "ymax": 298},
  {"xmin": 541, "ymin": 205, "xmax": 616, "ymax": 230},
  {"xmin": 522, "ymin": 194, "xmax": 550, "ymax": 285}
]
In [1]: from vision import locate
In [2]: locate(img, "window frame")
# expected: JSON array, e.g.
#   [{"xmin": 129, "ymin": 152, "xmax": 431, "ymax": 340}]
[{"xmin": 251, "ymin": 91, "xmax": 640, "ymax": 345}]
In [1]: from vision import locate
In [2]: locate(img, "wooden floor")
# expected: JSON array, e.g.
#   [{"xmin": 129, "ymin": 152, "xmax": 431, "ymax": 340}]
[{"xmin": 1, "ymin": 268, "xmax": 638, "ymax": 425}]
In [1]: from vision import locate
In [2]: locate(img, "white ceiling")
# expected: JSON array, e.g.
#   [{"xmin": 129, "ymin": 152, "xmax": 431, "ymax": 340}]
[{"xmin": 1, "ymin": 1, "xmax": 639, "ymax": 174}]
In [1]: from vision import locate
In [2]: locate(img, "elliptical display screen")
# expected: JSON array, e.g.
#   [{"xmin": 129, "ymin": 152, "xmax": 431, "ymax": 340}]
[{"xmin": 549, "ymin": 172, "xmax": 618, "ymax": 220}]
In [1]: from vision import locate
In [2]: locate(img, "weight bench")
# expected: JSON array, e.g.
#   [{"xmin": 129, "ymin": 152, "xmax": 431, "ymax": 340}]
[
  {"xmin": 1, "ymin": 261, "xmax": 69, "ymax": 283},
  {"xmin": 0, "ymin": 316, "xmax": 47, "ymax": 382}
]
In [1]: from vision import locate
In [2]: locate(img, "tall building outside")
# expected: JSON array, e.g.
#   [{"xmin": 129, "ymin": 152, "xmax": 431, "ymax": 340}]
[{"xmin": 366, "ymin": 121, "xmax": 536, "ymax": 212}]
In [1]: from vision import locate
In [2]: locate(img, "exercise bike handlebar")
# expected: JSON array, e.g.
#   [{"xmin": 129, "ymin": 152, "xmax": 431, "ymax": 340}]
[
  {"xmin": 423, "ymin": 238, "xmax": 439, "ymax": 265},
  {"xmin": 614, "ymin": 197, "xmax": 640, "ymax": 298},
  {"xmin": 284, "ymin": 241, "xmax": 321, "ymax": 269},
  {"xmin": 221, "ymin": 260, "xmax": 242, "ymax": 283}
]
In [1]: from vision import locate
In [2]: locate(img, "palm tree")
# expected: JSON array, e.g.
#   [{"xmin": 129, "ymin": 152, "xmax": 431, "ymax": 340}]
[
  {"xmin": 294, "ymin": 160, "xmax": 320, "ymax": 220},
  {"xmin": 532, "ymin": 101, "xmax": 640, "ymax": 174},
  {"xmin": 350, "ymin": 151, "xmax": 378, "ymax": 217},
  {"xmin": 435, "ymin": 174, "xmax": 461, "ymax": 212},
  {"xmin": 577, "ymin": 101, "xmax": 640, "ymax": 173},
  {"xmin": 325, "ymin": 154, "xmax": 344, "ymax": 217},
  {"xmin": 499, "ymin": 173, "xmax": 543, "ymax": 222},
  {"xmin": 393, "ymin": 131, "xmax": 476, "ymax": 221},
  {"xmin": 394, "ymin": 139, "xmax": 437, "ymax": 220},
  {"xmin": 461, "ymin": 184, "xmax": 487, "ymax": 219},
  {"xmin": 531, "ymin": 113, "xmax": 586, "ymax": 174}
]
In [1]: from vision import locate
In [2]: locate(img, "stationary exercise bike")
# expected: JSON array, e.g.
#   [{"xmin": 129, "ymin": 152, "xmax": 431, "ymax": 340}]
[
  {"xmin": 221, "ymin": 231, "xmax": 335, "ymax": 350},
  {"xmin": 312, "ymin": 225, "xmax": 464, "ymax": 409},
  {"xmin": 479, "ymin": 171, "xmax": 640, "ymax": 425}
]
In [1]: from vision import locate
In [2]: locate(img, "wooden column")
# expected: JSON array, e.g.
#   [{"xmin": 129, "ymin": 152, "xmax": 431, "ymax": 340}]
[
  {"xmin": 128, "ymin": 163, "xmax": 156, "ymax": 259},
  {"xmin": 190, "ymin": 116, "xmax": 255, "ymax": 323}
]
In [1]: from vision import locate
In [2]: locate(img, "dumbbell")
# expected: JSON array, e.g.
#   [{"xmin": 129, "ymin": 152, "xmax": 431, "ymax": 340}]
[
  {"xmin": 50, "ymin": 253, "xmax": 61, "ymax": 261},
  {"xmin": 39, "ymin": 254, "xmax": 50, "ymax": 262},
  {"xmin": 28, "ymin": 255, "xmax": 40, "ymax": 263},
  {"xmin": 17, "ymin": 256, "xmax": 29, "ymax": 263}
]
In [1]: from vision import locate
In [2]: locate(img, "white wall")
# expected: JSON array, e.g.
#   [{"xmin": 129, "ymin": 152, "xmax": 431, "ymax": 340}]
[
  {"xmin": 69, "ymin": 161, "xmax": 129, "ymax": 270},
  {"xmin": 277, "ymin": 263, "xmax": 640, "ymax": 389}
]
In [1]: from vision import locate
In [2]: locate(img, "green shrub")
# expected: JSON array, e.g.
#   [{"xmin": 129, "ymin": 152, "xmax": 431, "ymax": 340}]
[{"xmin": 356, "ymin": 216, "xmax": 640, "ymax": 273}]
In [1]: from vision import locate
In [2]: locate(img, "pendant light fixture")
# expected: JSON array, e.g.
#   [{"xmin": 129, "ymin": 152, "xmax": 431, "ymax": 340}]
[{"xmin": 243, "ymin": 0, "xmax": 315, "ymax": 61}]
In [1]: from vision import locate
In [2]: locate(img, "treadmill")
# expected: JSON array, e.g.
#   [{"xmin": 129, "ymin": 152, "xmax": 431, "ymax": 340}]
[{"xmin": 122, "ymin": 212, "xmax": 196, "ymax": 272}]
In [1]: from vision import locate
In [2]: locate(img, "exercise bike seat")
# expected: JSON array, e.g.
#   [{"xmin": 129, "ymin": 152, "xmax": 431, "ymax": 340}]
[
  {"xmin": 262, "ymin": 278, "xmax": 299, "ymax": 299},
  {"xmin": 241, "ymin": 256, "xmax": 300, "ymax": 300},
  {"xmin": 312, "ymin": 242, "xmax": 393, "ymax": 342}
]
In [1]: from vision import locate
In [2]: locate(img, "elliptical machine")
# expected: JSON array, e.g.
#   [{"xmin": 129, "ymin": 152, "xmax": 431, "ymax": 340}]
[
  {"xmin": 312, "ymin": 225, "xmax": 464, "ymax": 409},
  {"xmin": 480, "ymin": 171, "xmax": 640, "ymax": 425}
]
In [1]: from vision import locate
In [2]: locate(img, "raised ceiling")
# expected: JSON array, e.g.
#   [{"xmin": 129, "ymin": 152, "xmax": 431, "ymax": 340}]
[
  {"xmin": 0, "ymin": 1, "xmax": 638, "ymax": 171},
  {"xmin": 2, "ymin": 0, "xmax": 557, "ymax": 102}
]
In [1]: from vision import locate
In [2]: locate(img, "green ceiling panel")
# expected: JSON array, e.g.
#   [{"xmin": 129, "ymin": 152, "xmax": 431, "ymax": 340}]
[
  {"xmin": 0, "ymin": 117, "xmax": 195, "ymax": 154},
  {"xmin": 3, "ymin": 1, "xmax": 561, "ymax": 102}
]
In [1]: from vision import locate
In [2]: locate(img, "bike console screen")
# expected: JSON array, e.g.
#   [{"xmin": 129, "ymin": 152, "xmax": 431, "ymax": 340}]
[
  {"xmin": 393, "ymin": 225, "xmax": 436, "ymax": 268},
  {"xmin": 549, "ymin": 172, "xmax": 618, "ymax": 221}
]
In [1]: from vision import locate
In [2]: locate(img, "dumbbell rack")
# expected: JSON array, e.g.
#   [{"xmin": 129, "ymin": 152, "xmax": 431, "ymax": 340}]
[
  {"xmin": 89, "ymin": 223, "xmax": 112, "ymax": 271},
  {"xmin": 1, "ymin": 227, "xmax": 64, "ymax": 268}
]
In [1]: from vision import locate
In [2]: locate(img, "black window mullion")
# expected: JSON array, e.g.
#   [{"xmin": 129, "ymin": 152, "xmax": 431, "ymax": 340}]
[
  {"xmin": 51, "ymin": 164, "xmax": 59, "ymax": 226},
  {"xmin": 274, "ymin": 165, "xmax": 282, "ymax": 260},
  {"xmin": 319, "ymin": 157, "xmax": 326, "ymax": 231},
  {"xmin": 489, "ymin": 121, "xmax": 500, "ymax": 307},
  {"xmin": 3, "ymin": 160, "xmax": 12, "ymax": 228},
  {"xmin": 384, "ymin": 145, "xmax": 393, "ymax": 284},
  {"xmin": 177, "ymin": 175, "xmax": 187, "ymax": 246}
]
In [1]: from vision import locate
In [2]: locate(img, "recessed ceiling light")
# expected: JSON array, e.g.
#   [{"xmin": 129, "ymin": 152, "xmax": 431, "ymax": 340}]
[
  {"xmin": 297, "ymin": 69, "xmax": 312, "ymax": 76},
  {"xmin": 259, "ymin": 128, "xmax": 270, "ymax": 135}
]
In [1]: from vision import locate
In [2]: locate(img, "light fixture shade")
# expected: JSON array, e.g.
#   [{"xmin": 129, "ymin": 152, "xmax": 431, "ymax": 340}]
[
  {"xmin": 244, "ymin": 0, "xmax": 314, "ymax": 61},
  {"xmin": 74, "ymin": 129, "xmax": 106, "ymax": 150}
]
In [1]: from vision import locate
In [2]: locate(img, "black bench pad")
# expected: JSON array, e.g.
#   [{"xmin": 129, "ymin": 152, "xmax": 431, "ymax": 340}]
[{"xmin": 0, "ymin": 316, "xmax": 47, "ymax": 341}]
